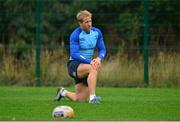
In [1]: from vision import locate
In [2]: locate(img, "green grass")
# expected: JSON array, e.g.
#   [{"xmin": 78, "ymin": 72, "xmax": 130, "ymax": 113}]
[{"xmin": 0, "ymin": 87, "xmax": 179, "ymax": 121}]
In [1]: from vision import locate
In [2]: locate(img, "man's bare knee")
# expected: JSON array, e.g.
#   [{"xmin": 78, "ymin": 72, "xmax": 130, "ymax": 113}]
[
  {"xmin": 76, "ymin": 94, "xmax": 87, "ymax": 102},
  {"xmin": 77, "ymin": 98, "xmax": 86, "ymax": 102},
  {"xmin": 69, "ymin": 95, "xmax": 85, "ymax": 102},
  {"xmin": 89, "ymin": 66, "xmax": 99, "ymax": 75}
]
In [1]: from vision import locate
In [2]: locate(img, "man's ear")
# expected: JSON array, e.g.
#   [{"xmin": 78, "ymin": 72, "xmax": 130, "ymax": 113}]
[
  {"xmin": 78, "ymin": 20, "xmax": 83, "ymax": 24},
  {"xmin": 78, "ymin": 21, "xmax": 83, "ymax": 27}
]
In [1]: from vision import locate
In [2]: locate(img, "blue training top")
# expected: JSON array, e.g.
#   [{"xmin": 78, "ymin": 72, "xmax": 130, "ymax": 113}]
[{"xmin": 69, "ymin": 27, "xmax": 106, "ymax": 64}]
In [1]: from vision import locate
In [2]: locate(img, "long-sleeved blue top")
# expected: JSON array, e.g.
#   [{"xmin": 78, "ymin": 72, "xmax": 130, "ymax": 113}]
[{"xmin": 69, "ymin": 27, "xmax": 106, "ymax": 64}]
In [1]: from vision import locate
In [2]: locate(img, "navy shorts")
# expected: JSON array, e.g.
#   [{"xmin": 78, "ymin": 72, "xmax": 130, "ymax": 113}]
[{"xmin": 67, "ymin": 60, "xmax": 88, "ymax": 86}]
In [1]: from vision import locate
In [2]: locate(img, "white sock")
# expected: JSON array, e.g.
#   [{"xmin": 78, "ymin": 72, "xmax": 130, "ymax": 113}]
[
  {"xmin": 61, "ymin": 90, "xmax": 67, "ymax": 97},
  {"xmin": 90, "ymin": 94, "xmax": 96, "ymax": 101}
]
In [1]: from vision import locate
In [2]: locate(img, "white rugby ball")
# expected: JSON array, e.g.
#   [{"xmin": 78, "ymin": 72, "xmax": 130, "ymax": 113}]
[{"xmin": 52, "ymin": 105, "xmax": 75, "ymax": 119}]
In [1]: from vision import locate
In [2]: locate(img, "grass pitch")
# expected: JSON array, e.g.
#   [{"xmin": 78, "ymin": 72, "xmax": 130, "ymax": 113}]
[{"xmin": 0, "ymin": 87, "xmax": 179, "ymax": 121}]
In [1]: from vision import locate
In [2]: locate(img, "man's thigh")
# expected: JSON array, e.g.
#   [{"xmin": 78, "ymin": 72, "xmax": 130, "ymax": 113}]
[{"xmin": 77, "ymin": 63, "xmax": 92, "ymax": 79}]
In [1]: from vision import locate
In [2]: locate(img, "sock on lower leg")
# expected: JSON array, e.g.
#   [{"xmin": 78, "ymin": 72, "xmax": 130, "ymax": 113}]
[
  {"xmin": 61, "ymin": 90, "xmax": 68, "ymax": 97},
  {"xmin": 90, "ymin": 94, "xmax": 96, "ymax": 101}
]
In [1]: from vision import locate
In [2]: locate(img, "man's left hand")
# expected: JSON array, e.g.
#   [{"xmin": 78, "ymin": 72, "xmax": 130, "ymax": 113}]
[{"xmin": 91, "ymin": 57, "xmax": 101, "ymax": 71}]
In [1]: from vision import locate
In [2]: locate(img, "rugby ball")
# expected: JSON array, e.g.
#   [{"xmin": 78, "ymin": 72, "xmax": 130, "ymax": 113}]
[{"xmin": 52, "ymin": 105, "xmax": 75, "ymax": 119}]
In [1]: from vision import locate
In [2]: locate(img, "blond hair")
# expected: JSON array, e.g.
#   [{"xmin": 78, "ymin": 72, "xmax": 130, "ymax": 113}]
[{"xmin": 76, "ymin": 10, "xmax": 92, "ymax": 23}]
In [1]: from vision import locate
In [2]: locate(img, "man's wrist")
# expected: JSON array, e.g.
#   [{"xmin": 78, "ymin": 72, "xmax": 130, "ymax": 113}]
[
  {"xmin": 96, "ymin": 57, "xmax": 101, "ymax": 61},
  {"xmin": 96, "ymin": 57, "xmax": 101, "ymax": 64}
]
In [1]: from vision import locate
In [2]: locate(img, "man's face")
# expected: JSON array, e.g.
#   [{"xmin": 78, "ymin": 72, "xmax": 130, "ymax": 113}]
[{"xmin": 80, "ymin": 17, "xmax": 92, "ymax": 32}]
